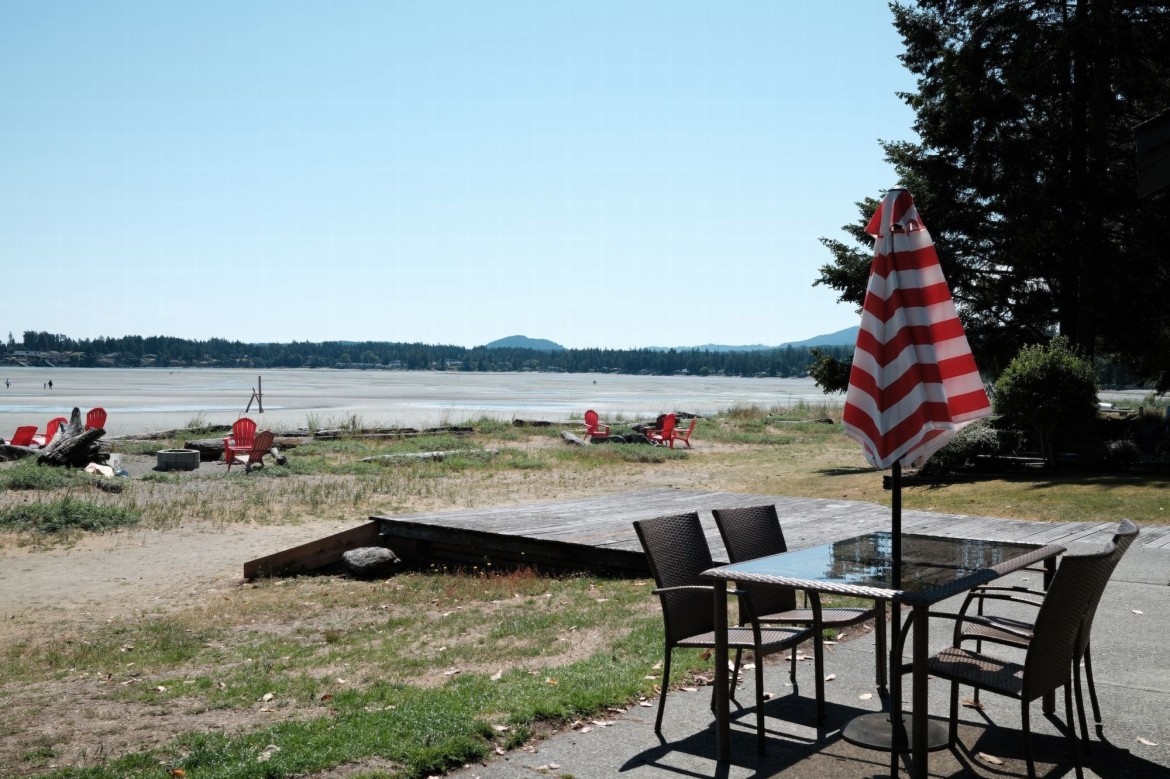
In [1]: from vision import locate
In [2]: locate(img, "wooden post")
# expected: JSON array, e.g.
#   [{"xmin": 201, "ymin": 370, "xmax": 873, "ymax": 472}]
[{"xmin": 244, "ymin": 376, "xmax": 264, "ymax": 414}]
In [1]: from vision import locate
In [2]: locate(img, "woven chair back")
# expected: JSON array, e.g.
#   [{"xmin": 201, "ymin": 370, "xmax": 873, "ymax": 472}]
[
  {"xmin": 634, "ymin": 512, "xmax": 717, "ymax": 646},
  {"xmin": 713, "ymin": 505, "xmax": 797, "ymax": 615}
]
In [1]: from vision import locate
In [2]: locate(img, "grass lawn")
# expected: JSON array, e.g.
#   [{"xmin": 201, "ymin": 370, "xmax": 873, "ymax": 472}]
[{"xmin": 1, "ymin": 404, "xmax": 1165, "ymax": 777}]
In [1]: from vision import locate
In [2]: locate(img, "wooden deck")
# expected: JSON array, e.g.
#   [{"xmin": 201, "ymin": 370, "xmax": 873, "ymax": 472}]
[
  {"xmin": 369, "ymin": 489, "xmax": 1170, "ymax": 576},
  {"xmin": 245, "ymin": 488, "xmax": 1170, "ymax": 578}
]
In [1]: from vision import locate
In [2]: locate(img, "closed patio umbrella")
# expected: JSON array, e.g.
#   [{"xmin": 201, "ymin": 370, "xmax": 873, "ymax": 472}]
[{"xmin": 843, "ymin": 186, "xmax": 991, "ymax": 578}]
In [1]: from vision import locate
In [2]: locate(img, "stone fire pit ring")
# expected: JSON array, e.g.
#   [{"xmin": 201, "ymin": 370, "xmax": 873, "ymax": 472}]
[{"xmin": 157, "ymin": 449, "xmax": 200, "ymax": 471}]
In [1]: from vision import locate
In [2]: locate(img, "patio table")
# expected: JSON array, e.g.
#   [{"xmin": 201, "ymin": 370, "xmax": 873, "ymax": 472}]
[{"xmin": 702, "ymin": 530, "xmax": 1065, "ymax": 778}]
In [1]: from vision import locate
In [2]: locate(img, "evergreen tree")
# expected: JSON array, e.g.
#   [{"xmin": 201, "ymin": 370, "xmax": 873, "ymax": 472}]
[{"xmin": 816, "ymin": 0, "xmax": 1170, "ymax": 383}]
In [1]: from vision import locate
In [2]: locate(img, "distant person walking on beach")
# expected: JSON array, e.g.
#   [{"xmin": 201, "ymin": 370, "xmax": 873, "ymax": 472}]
[
  {"xmin": 48, "ymin": 380, "xmax": 53, "ymax": 390},
  {"xmin": 4, "ymin": 378, "xmax": 9, "ymax": 389}
]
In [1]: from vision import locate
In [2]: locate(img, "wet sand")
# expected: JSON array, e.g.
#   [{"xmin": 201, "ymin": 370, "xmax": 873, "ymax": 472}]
[{"xmin": 1, "ymin": 367, "xmax": 844, "ymax": 437}]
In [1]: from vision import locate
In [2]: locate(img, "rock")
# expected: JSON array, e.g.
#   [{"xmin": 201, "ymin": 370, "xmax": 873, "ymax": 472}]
[{"xmin": 342, "ymin": 546, "xmax": 402, "ymax": 579}]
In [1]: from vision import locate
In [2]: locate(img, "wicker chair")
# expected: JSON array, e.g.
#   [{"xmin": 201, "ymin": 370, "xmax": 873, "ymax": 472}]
[
  {"xmin": 954, "ymin": 518, "xmax": 1138, "ymax": 748},
  {"xmin": 713, "ymin": 504, "xmax": 886, "ymax": 692},
  {"xmin": 923, "ymin": 530, "xmax": 1131, "ymax": 779},
  {"xmin": 633, "ymin": 512, "xmax": 818, "ymax": 755}
]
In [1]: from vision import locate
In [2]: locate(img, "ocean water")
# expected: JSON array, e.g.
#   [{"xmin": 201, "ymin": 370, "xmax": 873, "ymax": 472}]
[{"xmin": 1, "ymin": 367, "xmax": 842, "ymax": 437}]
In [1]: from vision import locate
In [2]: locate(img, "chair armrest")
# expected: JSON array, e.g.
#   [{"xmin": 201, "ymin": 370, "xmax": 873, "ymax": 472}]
[{"xmin": 652, "ymin": 585, "xmax": 747, "ymax": 597}]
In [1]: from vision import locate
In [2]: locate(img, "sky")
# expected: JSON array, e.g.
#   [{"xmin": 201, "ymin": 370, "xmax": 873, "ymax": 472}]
[{"xmin": 1, "ymin": 2, "xmax": 918, "ymax": 350}]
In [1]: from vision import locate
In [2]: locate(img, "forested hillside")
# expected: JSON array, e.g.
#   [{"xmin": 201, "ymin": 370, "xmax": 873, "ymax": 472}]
[{"xmin": 2, "ymin": 331, "xmax": 850, "ymax": 379}]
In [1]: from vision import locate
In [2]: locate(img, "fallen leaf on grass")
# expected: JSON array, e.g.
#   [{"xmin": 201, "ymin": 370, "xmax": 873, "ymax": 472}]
[
  {"xmin": 493, "ymin": 724, "xmax": 510, "ymax": 732},
  {"xmin": 1137, "ymin": 737, "xmax": 1159, "ymax": 746},
  {"xmin": 319, "ymin": 693, "xmax": 333, "ymax": 702},
  {"xmin": 495, "ymin": 747, "xmax": 506, "ymax": 755},
  {"xmin": 681, "ymin": 686, "xmax": 699, "ymax": 692},
  {"xmin": 257, "ymin": 745, "xmax": 281, "ymax": 763},
  {"xmin": 169, "ymin": 771, "xmax": 185, "ymax": 778},
  {"xmin": 976, "ymin": 752, "xmax": 1004, "ymax": 766},
  {"xmin": 1132, "ymin": 609, "xmax": 1144, "ymax": 615},
  {"xmin": 699, "ymin": 649, "xmax": 712, "ymax": 660},
  {"xmin": 490, "ymin": 669, "xmax": 504, "ymax": 681},
  {"xmin": 579, "ymin": 726, "xmax": 593, "ymax": 733},
  {"xmin": 639, "ymin": 701, "xmax": 654, "ymax": 707},
  {"xmin": 545, "ymin": 677, "xmax": 558, "ymax": 685},
  {"xmin": 262, "ymin": 692, "xmax": 275, "ymax": 702},
  {"xmin": 590, "ymin": 719, "xmax": 613, "ymax": 727},
  {"xmin": 824, "ymin": 674, "xmax": 837, "ymax": 682},
  {"xmin": 443, "ymin": 669, "xmax": 461, "ymax": 676}
]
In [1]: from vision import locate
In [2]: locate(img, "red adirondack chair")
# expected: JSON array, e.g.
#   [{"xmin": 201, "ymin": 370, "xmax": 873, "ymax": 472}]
[
  {"xmin": 670, "ymin": 416, "xmax": 697, "ymax": 449},
  {"xmin": 583, "ymin": 409, "xmax": 610, "ymax": 439},
  {"xmin": 7, "ymin": 426, "xmax": 39, "ymax": 447},
  {"xmin": 229, "ymin": 430, "xmax": 274, "ymax": 473},
  {"xmin": 224, "ymin": 418, "xmax": 258, "ymax": 470},
  {"xmin": 32, "ymin": 416, "xmax": 69, "ymax": 447},
  {"xmin": 85, "ymin": 407, "xmax": 108, "ymax": 430},
  {"xmin": 645, "ymin": 413, "xmax": 677, "ymax": 447}
]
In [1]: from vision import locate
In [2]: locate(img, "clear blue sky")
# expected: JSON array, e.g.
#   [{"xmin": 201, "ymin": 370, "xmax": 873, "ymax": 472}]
[{"xmin": 1, "ymin": 2, "xmax": 916, "ymax": 350}]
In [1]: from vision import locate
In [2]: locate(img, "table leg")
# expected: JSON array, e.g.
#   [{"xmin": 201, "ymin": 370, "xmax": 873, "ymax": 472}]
[
  {"xmin": 911, "ymin": 603, "xmax": 929, "ymax": 779},
  {"xmin": 713, "ymin": 579, "xmax": 730, "ymax": 761}
]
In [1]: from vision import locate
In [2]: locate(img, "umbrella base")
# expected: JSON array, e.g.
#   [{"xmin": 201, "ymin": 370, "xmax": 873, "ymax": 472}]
[{"xmin": 841, "ymin": 712, "xmax": 949, "ymax": 752}]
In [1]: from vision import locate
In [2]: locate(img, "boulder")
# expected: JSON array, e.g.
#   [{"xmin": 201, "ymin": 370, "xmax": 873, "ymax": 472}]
[{"xmin": 342, "ymin": 546, "xmax": 402, "ymax": 579}]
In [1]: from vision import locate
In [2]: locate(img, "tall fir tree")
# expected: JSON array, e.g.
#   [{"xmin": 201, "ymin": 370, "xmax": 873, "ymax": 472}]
[{"xmin": 816, "ymin": 0, "xmax": 1170, "ymax": 385}]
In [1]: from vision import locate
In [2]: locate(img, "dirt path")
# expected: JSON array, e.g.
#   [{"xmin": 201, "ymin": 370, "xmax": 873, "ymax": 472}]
[{"xmin": 0, "ymin": 518, "xmax": 356, "ymax": 639}]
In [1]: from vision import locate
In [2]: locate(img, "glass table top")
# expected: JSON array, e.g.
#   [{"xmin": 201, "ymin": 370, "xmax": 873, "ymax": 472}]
[{"xmin": 705, "ymin": 531, "xmax": 1049, "ymax": 600}]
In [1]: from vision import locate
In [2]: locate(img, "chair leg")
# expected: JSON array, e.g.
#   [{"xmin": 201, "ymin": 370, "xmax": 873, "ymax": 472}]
[
  {"xmin": 874, "ymin": 600, "xmax": 887, "ymax": 691},
  {"xmin": 755, "ymin": 648, "xmax": 767, "ymax": 756},
  {"xmin": 1065, "ymin": 682, "xmax": 1085, "ymax": 779},
  {"xmin": 1073, "ymin": 657, "xmax": 1091, "ymax": 753},
  {"xmin": 655, "ymin": 650, "xmax": 671, "ymax": 733},
  {"xmin": 1083, "ymin": 645, "xmax": 1102, "ymax": 725},
  {"xmin": 1022, "ymin": 701, "xmax": 1035, "ymax": 779},
  {"xmin": 730, "ymin": 647, "xmax": 744, "ymax": 701},
  {"xmin": 948, "ymin": 681, "xmax": 959, "ymax": 746}
]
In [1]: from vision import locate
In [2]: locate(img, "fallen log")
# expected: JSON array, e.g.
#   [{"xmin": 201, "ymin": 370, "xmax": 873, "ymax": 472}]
[
  {"xmin": 561, "ymin": 431, "xmax": 588, "ymax": 446},
  {"xmin": 37, "ymin": 427, "xmax": 106, "ymax": 468},
  {"xmin": 359, "ymin": 449, "xmax": 498, "ymax": 463},
  {"xmin": 1, "ymin": 443, "xmax": 39, "ymax": 461}
]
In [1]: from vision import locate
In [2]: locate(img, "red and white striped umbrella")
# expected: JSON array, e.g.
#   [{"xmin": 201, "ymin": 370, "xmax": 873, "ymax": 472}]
[{"xmin": 842, "ymin": 187, "xmax": 991, "ymax": 470}]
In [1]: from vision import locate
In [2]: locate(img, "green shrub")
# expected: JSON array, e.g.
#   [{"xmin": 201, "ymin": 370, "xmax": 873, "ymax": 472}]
[
  {"xmin": 1101, "ymin": 437, "xmax": 1141, "ymax": 470},
  {"xmin": 993, "ymin": 337, "xmax": 1098, "ymax": 468},
  {"xmin": 919, "ymin": 419, "xmax": 1002, "ymax": 475}
]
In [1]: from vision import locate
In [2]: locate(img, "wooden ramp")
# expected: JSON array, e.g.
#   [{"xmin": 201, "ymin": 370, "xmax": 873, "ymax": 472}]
[{"xmin": 244, "ymin": 488, "xmax": 1170, "ymax": 578}]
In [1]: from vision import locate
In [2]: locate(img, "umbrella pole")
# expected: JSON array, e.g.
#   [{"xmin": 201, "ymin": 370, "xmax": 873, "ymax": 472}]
[{"xmin": 892, "ymin": 461, "xmax": 902, "ymax": 589}]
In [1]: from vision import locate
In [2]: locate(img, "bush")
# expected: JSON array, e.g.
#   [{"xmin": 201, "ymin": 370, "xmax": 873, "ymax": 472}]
[
  {"xmin": 993, "ymin": 337, "xmax": 1098, "ymax": 468},
  {"xmin": 919, "ymin": 420, "xmax": 1002, "ymax": 475},
  {"xmin": 1101, "ymin": 438, "xmax": 1141, "ymax": 470}
]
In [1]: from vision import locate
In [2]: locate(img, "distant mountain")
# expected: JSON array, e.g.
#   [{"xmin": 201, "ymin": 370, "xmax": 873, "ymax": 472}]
[
  {"xmin": 483, "ymin": 335, "xmax": 566, "ymax": 351},
  {"xmin": 781, "ymin": 326, "xmax": 859, "ymax": 348},
  {"xmin": 646, "ymin": 326, "xmax": 860, "ymax": 353}
]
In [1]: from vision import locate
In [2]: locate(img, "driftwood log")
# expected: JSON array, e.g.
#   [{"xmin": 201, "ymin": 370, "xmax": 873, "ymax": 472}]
[
  {"xmin": 37, "ymin": 427, "xmax": 107, "ymax": 468},
  {"xmin": 1, "ymin": 443, "xmax": 39, "ymax": 461},
  {"xmin": 183, "ymin": 437, "xmax": 290, "ymax": 463},
  {"xmin": 359, "ymin": 449, "xmax": 498, "ymax": 463}
]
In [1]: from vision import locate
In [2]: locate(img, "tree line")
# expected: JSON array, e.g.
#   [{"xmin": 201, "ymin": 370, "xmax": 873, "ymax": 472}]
[{"xmin": 2, "ymin": 330, "xmax": 851, "ymax": 379}]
